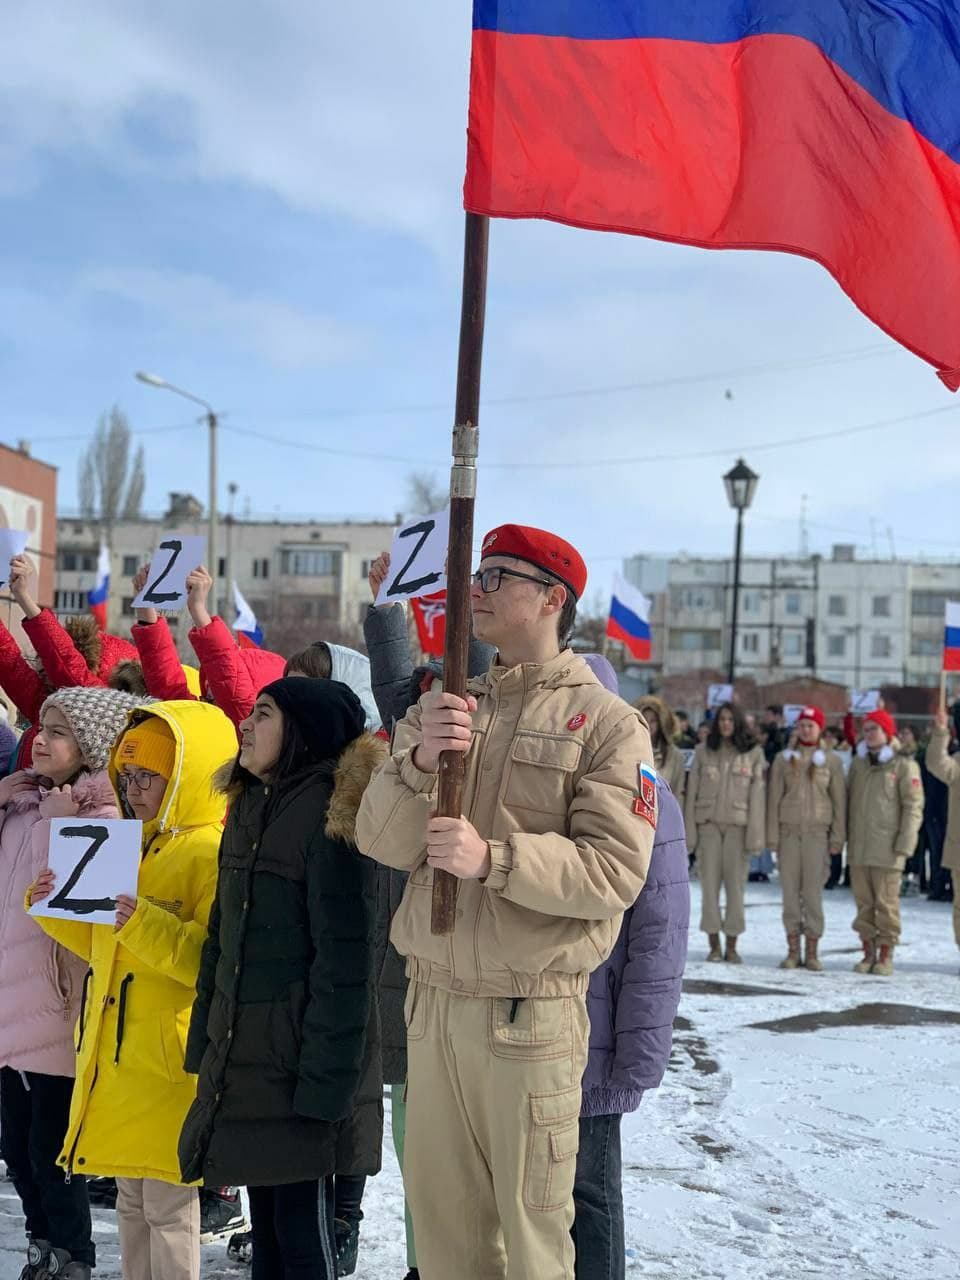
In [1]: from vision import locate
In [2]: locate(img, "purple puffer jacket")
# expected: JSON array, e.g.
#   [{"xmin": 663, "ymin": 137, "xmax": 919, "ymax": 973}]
[{"xmin": 581, "ymin": 777, "xmax": 689, "ymax": 1117}]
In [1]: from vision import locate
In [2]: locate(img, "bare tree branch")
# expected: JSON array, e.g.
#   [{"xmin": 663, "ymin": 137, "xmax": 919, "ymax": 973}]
[
  {"xmin": 404, "ymin": 470, "xmax": 447, "ymax": 518},
  {"xmin": 122, "ymin": 444, "xmax": 146, "ymax": 520},
  {"xmin": 78, "ymin": 406, "xmax": 140, "ymax": 538},
  {"xmin": 78, "ymin": 453, "xmax": 96, "ymax": 519}
]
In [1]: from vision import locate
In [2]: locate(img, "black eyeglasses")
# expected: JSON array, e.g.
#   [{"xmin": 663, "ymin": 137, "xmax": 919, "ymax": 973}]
[
  {"xmin": 118, "ymin": 768, "xmax": 163, "ymax": 793},
  {"xmin": 472, "ymin": 566, "xmax": 553, "ymax": 594}
]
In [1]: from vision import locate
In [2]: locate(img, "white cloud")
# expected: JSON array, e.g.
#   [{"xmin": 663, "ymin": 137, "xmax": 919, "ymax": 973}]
[
  {"xmin": 0, "ymin": 1, "xmax": 469, "ymax": 249},
  {"xmin": 79, "ymin": 267, "xmax": 363, "ymax": 368}
]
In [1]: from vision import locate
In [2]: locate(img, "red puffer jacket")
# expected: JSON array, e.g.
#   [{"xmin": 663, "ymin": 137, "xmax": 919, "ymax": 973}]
[
  {"xmin": 132, "ymin": 616, "xmax": 286, "ymax": 730},
  {"xmin": 0, "ymin": 612, "xmax": 139, "ymax": 768}
]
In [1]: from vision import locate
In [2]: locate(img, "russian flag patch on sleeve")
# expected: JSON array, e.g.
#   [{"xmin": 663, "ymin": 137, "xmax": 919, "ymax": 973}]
[{"xmin": 632, "ymin": 762, "xmax": 658, "ymax": 827}]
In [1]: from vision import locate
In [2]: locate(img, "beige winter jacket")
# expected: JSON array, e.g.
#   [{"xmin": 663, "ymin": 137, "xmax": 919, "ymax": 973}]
[
  {"xmin": 634, "ymin": 695, "xmax": 687, "ymax": 801},
  {"xmin": 356, "ymin": 649, "xmax": 655, "ymax": 999},
  {"xmin": 925, "ymin": 727, "xmax": 960, "ymax": 871},
  {"xmin": 846, "ymin": 741, "xmax": 924, "ymax": 870},
  {"xmin": 766, "ymin": 746, "xmax": 846, "ymax": 850},
  {"xmin": 684, "ymin": 741, "xmax": 766, "ymax": 855}
]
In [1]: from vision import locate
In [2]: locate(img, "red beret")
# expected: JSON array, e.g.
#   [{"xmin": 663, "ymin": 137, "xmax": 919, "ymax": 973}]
[
  {"xmin": 864, "ymin": 708, "xmax": 897, "ymax": 739},
  {"xmin": 798, "ymin": 705, "xmax": 825, "ymax": 732},
  {"xmin": 480, "ymin": 524, "xmax": 587, "ymax": 599}
]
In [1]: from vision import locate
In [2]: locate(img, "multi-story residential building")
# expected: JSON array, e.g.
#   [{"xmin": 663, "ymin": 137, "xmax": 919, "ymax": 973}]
[
  {"xmin": 52, "ymin": 495, "xmax": 396, "ymax": 655},
  {"xmin": 623, "ymin": 544, "xmax": 960, "ymax": 689}
]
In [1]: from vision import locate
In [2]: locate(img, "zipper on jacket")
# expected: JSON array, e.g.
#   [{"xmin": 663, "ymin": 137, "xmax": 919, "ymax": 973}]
[
  {"xmin": 64, "ymin": 1063, "xmax": 98, "ymax": 1182},
  {"xmin": 75, "ymin": 968, "xmax": 94, "ymax": 1053},
  {"xmin": 114, "ymin": 973, "xmax": 134, "ymax": 1065},
  {"xmin": 508, "ymin": 997, "xmax": 524, "ymax": 1024}
]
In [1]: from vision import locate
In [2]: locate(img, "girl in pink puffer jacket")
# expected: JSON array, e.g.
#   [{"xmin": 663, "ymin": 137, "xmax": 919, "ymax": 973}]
[{"xmin": 0, "ymin": 686, "xmax": 148, "ymax": 1280}]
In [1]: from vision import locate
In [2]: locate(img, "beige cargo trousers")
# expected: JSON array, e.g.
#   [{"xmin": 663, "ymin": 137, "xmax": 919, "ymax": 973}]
[{"xmin": 403, "ymin": 981, "xmax": 590, "ymax": 1280}]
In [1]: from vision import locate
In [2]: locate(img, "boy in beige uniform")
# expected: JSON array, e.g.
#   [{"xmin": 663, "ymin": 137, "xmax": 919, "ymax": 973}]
[
  {"xmin": 847, "ymin": 709, "xmax": 923, "ymax": 975},
  {"xmin": 925, "ymin": 708, "xmax": 960, "ymax": 957},
  {"xmin": 356, "ymin": 524, "xmax": 655, "ymax": 1280},
  {"xmin": 766, "ymin": 705, "xmax": 846, "ymax": 971}
]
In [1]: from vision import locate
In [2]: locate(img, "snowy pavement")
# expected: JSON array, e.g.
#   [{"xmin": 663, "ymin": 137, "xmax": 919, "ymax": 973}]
[{"xmin": 2, "ymin": 879, "xmax": 958, "ymax": 1278}]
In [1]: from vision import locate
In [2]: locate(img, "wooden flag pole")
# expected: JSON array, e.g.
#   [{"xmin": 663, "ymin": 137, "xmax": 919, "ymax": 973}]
[{"xmin": 431, "ymin": 212, "xmax": 490, "ymax": 936}]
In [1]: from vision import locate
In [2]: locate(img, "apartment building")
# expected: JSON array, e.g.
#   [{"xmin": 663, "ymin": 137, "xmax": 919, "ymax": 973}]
[
  {"xmin": 53, "ymin": 495, "xmax": 395, "ymax": 655},
  {"xmin": 623, "ymin": 544, "xmax": 960, "ymax": 689}
]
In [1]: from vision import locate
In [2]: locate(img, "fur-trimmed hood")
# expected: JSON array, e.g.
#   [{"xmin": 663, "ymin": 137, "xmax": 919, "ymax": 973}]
[
  {"xmin": 215, "ymin": 732, "xmax": 387, "ymax": 843},
  {"xmin": 635, "ymin": 695, "xmax": 677, "ymax": 750},
  {"xmin": 325, "ymin": 732, "xmax": 387, "ymax": 842}
]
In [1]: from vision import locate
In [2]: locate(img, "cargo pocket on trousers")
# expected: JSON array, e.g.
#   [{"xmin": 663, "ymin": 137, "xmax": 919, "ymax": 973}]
[
  {"xmin": 524, "ymin": 1088, "xmax": 581, "ymax": 1212},
  {"xmin": 403, "ymin": 982, "xmax": 428, "ymax": 1042}
]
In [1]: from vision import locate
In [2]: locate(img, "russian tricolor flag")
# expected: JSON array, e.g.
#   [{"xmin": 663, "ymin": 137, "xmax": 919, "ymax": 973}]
[
  {"xmin": 232, "ymin": 581, "xmax": 264, "ymax": 649},
  {"xmin": 607, "ymin": 574, "xmax": 652, "ymax": 662},
  {"xmin": 466, "ymin": 1, "xmax": 960, "ymax": 389},
  {"xmin": 87, "ymin": 544, "xmax": 110, "ymax": 630},
  {"xmin": 944, "ymin": 602, "xmax": 960, "ymax": 672}
]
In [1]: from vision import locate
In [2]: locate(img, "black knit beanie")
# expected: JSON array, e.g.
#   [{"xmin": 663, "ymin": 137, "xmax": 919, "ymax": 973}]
[{"xmin": 260, "ymin": 677, "xmax": 366, "ymax": 764}]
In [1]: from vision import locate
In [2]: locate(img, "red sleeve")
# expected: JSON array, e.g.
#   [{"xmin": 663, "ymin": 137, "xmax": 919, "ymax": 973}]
[
  {"xmin": 843, "ymin": 711, "xmax": 857, "ymax": 749},
  {"xmin": 21, "ymin": 610, "xmax": 105, "ymax": 691},
  {"xmin": 132, "ymin": 619, "xmax": 195, "ymax": 702},
  {"xmin": 0, "ymin": 619, "xmax": 47, "ymax": 723},
  {"xmin": 189, "ymin": 616, "xmax": 256, "ymax": 727}
]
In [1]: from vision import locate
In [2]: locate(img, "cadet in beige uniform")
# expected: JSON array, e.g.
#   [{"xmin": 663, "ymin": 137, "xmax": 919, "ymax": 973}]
[
  {"xmin": 922, "ymin": 708, "xmax": 960, "ymax": 957},
  {"xmin": 684, "ymin": 702, "xmax": 765, "ymax": 963},
  {"xmin": 847, "ymin": 709, "xmax": 923, "ymax": 976},
  {"xmin": 356, "ymin": 524, "xmax": 655, "ymax": 1280},
  {"xmin": 766, "ymin": 705, "xmax": 846, "ymax": 971},
  {"xmin": 635, "ymin": 695, "xmax": 687, "ymax": 802}
]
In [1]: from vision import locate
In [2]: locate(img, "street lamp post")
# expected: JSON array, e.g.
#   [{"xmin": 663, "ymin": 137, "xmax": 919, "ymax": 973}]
[
  {"xmin": 135, "ymin": 372, "xmax": 220, "ymax": 616},
  {"xmin": 723, "ymin": 459, "xmax": 759, "ymax": 685}
]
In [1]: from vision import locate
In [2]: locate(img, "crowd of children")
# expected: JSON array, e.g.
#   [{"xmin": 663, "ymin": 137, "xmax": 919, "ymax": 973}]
[{"xmin": 0, "ymin": 535, "xmax": 956, "ymax": 1280}]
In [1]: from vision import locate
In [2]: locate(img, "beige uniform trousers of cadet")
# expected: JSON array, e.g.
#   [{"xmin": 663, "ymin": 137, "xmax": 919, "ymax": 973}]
[
  {"xmin": 404, "ymin": 983, "xmax": 589, "ymax": 1280},
  {"xmin": 697, "ymin": 823, "xmax": 749, "ymax": 937},
  {"xmin": 779, "ymin": 825, "xmax": 828, "ymax": 939},
  {"xmin": 116, "ymin": 1177, "xmax": 200, "ymax": 1280},
  {"xmin": 849, "ymin": 865, "xmax": 903, "ymax": 946}
]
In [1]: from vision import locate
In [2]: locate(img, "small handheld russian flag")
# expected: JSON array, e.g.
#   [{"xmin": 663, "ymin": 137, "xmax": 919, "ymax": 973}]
[
  {"xmin": 232, "ymin": 581, "xmax": 264, "ymax": 649},
  {"xmin": 87, "ymin": 544, "xmax": 110, "ymax": 630},
  {"xmin": 944, "ymin": 602, "xmax": 960, "ymax": 672},
  {"xmin": 607, "ymin": 574, "xmax": 652, "ymax": 662}
]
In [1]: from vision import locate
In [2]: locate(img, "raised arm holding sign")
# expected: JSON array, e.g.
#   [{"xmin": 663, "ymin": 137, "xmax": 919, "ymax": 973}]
[{"xmin": 132, "ymin": 535, "xmax": 206, "ymax": 612}]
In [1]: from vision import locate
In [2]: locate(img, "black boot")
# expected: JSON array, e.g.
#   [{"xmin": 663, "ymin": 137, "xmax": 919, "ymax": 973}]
[
  {"xmin": 335, "ymin": 1217, "xmax": 360, "ymax": 1277},
  {"xmin": 200, "ymin": 1188, "xmax": 247, "ymax": 1243},
  {"xmin": 824, "ymin": 853, "xmax": 842, "ymax": 889}
]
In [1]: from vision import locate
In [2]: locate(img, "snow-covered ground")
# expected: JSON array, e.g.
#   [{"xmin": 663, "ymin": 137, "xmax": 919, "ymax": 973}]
[{"xmin": 2, "ymin": 880, "xmax": 958, "ymax": 1278}]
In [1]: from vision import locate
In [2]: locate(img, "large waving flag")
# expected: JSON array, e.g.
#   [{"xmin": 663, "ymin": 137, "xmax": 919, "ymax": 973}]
[
  {"xmin": 87, "ymin": 544, "xmax": 110, "ymax": 630},
  {"xmin": 607, "ymin": 574, "xmax": 652, "ymax": 661},
  {"xmin": 465, "ymin": 2, "xmax": 960, "ymax": 389},
  {"xmin": 944, "ymin": 602, "xmax": 960, "ymax": 672},
  {"xmin": 232, "ymin": 581, "xmax": 264, "ymax": 649}
]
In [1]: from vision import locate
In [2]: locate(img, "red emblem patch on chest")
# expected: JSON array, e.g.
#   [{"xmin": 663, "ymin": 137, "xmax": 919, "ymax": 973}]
[{"xmin": 567, "ymin": 712, "xmax": 588, "ymax": 732}]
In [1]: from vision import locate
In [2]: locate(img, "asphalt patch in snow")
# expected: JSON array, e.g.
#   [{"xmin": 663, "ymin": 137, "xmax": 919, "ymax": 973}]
[
  {"xmin": 683, "ymin": 978, "xmax": 801, "ymax": 998},
  {"xmin": 749, "ymin": 1001, "xmax": 960, "ymax": 1034}
]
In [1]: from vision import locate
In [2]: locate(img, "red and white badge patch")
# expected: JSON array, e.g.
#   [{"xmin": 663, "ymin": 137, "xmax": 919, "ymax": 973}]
[
  {"xmin": 567, "ymin": 712, "xmax": 588, "ymax": 732},
  {"xmin": 632, "ymin": 762, "xmax": 658, "ymax": 827}
]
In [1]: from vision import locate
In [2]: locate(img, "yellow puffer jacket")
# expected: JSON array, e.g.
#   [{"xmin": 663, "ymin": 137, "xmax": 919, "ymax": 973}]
[{"xmin": 35, "ymin": 700, "xmax": 237, "ymax": 1183}]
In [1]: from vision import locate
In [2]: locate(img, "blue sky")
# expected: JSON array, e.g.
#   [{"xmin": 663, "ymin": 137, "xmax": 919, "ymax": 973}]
[{"xmin": 2, "ymin": 0, "xmax": 958, "ymax": 608}]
